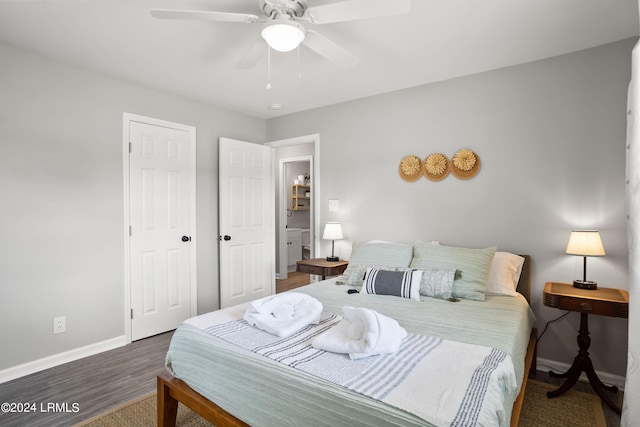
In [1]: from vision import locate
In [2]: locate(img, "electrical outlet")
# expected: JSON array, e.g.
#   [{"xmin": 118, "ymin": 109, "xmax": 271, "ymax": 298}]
[{"xmin": 53, "ymin": 316, "xmax": 66, "ymax": 334}]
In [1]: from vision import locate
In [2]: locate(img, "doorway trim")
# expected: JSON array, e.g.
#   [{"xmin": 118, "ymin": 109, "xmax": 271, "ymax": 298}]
[
  {"xmin": 266, "ymin": 134, "xmax": 320, "ymax": 280},
  {"xmin": 279, "ymin": 155, "xmax": 313, "ymax": 278},
  {"xmin": 122, "ymin": 112, "xmax": 198, "ymax": 343}
]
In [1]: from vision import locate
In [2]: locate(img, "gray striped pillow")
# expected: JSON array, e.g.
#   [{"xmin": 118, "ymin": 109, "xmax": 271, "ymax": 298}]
[{"xmin": 362, "ymin": 268, "xmax": 422, "ymax": 300}]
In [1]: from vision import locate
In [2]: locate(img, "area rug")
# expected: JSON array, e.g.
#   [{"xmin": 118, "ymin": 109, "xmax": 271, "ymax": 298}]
[
  {"xmin": 75, "ymin": 380, "xmax": 606, "ymax": 427},
  {"xmin": 519, "ymin": 380, "xmax": 607, "ymax": 427},
  {"xmin": 73, "ymin": 392, "xmax": 213, "ymax": 427}
]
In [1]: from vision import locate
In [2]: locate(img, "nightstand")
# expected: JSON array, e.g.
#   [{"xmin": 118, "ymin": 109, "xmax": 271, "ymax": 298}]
[
  {"xmin": 543, "ymin": 282, "xmax": 629, "ymax": 414},
  {"xmin": 296, "ymin": 258, "xmax": 348, "ymax": 280}
]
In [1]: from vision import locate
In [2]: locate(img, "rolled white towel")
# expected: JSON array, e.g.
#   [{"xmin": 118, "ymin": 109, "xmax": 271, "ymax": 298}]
[
  {"xmin": 312, "ymin": 306, "xmax": 407, "ymax": 359},
  {"xmin": 243, "ymin": 292, "xmax": 323, "ymax": 337},
  {"xmin": 271, "ymin": 303, "xmax": 295, "ymax": 320}
]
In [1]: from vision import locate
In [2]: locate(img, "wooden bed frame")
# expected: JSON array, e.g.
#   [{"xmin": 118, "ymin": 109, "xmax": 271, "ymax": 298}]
[{"xmin": 157, "ymin": 255, "xmax": 538, "ymax": 427}]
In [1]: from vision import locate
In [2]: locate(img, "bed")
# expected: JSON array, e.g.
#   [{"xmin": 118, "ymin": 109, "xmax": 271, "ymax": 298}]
[{"xmin": 158, "ymin": 243, "xmax": 537, "ymax": 427}]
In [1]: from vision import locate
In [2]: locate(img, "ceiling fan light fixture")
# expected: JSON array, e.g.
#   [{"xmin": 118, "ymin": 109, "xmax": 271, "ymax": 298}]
[{"xmin": 261, "ymin": 19, "xmax": 305, "ymax": 52}]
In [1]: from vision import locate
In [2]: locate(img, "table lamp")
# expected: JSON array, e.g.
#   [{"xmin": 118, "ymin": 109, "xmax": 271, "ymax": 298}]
[
  {"xmin": 565, "ymin": 230, "xmax": 605, "ymax": 290},
  {"xmin": 323, "ymin": 222, "xmax": 343, "ymax": 262}
]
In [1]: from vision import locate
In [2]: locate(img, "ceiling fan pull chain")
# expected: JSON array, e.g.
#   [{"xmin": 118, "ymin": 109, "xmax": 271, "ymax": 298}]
[
  {"xmin": 266, "ymin": 45, "xmax": 272, "ymax": 90},
  {"xmin": 297, "ymin": 43, "xmax": 302, "ymax": 79}
]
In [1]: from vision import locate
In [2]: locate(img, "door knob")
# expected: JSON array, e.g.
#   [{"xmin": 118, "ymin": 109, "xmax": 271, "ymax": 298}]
[
  {"xmin": 181, "ymin": 235, "xmax": 191, "ymax": 242},
  {"xmin": 219, "ymin": 235, "xmax": 231, "ymax": 241}
]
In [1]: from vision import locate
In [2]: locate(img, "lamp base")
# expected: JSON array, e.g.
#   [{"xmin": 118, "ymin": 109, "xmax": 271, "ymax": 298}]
[
  {"xmin": 573, "ymin": 280, "xmax": 598, "ymax": 290},
  {"xmin": 326, "ymin": 256, "xmax": 339, "ymax": 262}
]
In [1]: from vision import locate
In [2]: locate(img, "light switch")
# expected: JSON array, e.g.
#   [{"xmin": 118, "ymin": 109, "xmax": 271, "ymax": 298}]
[{"xmin": 328, "ymin": 199, "xmax": 340, "ymax": 213}]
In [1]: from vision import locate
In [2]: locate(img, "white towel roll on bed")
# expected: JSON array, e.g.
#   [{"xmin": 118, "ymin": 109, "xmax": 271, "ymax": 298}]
[
  {"xmin": 312, "ymin": 306, "xmax": 407, "ymax": 359},
  {"xmin": 243, "ymin": 292, "xmax": 323, "ymax": 337}
]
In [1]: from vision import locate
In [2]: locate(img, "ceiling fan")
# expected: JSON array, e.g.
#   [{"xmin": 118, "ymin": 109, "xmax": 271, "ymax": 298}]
[{"xmin": 150, "ymin": 0, "xmax": 411, "ymax": 69}]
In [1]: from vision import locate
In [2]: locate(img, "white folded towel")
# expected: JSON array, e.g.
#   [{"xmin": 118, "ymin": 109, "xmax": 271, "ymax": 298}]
[
  {"xmin": 312, "ymin": 306, "xmax": 407, "ymax": 360},
  {"xmin": 243, "ymin": 292, "xmax": 323, "ymax": 338}
]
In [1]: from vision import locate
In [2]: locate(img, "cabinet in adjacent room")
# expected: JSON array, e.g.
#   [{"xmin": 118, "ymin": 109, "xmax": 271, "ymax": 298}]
[
  {"xmin": 291, "ymin": 185, "xmax": 310, "ymax": 211},
  {"xmin": 286, "ymin": 228, "xmax": 302, "ymax": 272}
]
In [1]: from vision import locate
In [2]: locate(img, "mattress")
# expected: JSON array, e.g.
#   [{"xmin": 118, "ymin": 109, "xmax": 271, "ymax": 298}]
[{"xmin": 165, "ymin": 278, "xmax": 536, "ymax": 426}]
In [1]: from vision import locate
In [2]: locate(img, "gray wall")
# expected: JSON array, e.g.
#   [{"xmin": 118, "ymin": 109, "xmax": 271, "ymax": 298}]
[
  {"xmin": 0, "ymin": 42, "xmax": 264, "ymax": 370},
  {"xmin": 267, "ymin": 39, "xmax": 635, "ymax": 378}
]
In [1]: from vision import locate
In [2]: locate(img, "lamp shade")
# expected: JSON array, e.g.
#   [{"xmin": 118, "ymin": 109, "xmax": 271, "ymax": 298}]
[
  {"xmin": 261, "ymin": 19, "xmax": 305, "ymax": 52},
  {"xmin": 323, "ymin": 222, "xmax": 343, "ymax": 240},
  {"xmin": 566, "ymin": 230, "xmax": 605, "ymax": 257}
]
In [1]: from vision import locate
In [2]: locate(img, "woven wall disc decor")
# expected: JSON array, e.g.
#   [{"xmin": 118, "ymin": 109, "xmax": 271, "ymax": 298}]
[
  {"xmin": 399, "ymin": 155, "xmax": 423, "ymax": 182},
  {"xmin": 450, "ymin": 148, "xmax": 480, "ymax": 179},
  {"xmin": 423, "ymin": 153, "xmax": 450, "ymax": 181}
]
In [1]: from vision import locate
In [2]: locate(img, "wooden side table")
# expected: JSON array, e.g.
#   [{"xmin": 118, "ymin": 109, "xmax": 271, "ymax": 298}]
[
  {"xmin": 543, "ymin": 282, "xmax": 629, "ymax": 414},
  {"xmin": 296, "ymin": 258, "xmax": 348, "ymax": 280}
]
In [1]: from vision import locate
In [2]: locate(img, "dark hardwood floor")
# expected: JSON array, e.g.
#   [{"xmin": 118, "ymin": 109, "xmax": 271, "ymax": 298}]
[
  {"xmin": 276, "ymin": 271, "xmax": 310, "ymax": 293},
  {"xmin": 0, "ymin": 332, "xmax": 173, "ymax": 427},
  {"xmin": 0, "ymin": 273, "xmax": 622, "ymax": 427}
]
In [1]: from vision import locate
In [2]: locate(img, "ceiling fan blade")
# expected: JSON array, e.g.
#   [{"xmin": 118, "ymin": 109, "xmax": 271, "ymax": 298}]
[
  {"xmin": 236, "ymin": 39, "xmax": 267, "ymax": 69},
  {"xmin": 302, "ymin": 30, "xmax": 358, "ymax": 69},
  {"xmin": 303, "ymin": 0, "xmax": 410, "ymax": 24},
  {"xmin": 149, "ymin": 9, "xmax": 260, "ymax": 24}
]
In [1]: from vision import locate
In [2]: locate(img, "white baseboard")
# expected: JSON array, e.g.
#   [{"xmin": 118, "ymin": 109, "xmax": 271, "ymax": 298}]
[
  {"xmin": 0, "ymin": 335, "xmax": 127, "ymax": 384},
  {"xmin": 536, "ymin": 357, "xmax": 626, "ymax": 391}
]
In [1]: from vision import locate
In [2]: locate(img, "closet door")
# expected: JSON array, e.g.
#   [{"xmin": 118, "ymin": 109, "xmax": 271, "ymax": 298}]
[{"xmin": 128, "ymin": 118, "xmax": 196, "ymax": 341}]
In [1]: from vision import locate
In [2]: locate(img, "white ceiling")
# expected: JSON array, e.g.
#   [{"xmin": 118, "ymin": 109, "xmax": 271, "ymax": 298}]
[{"xmin": 0, "ymin": 0, "xmax": 637, "ymax": 119}]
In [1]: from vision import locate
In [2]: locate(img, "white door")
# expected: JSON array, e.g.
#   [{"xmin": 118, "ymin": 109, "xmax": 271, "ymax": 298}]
[
  {"xmin": 219, "ymin": 137, "xmax": 274, "ymax": 308},
  {"xmin": 128, "ymin": 119, "xmax": 196, "ymax": 340}
]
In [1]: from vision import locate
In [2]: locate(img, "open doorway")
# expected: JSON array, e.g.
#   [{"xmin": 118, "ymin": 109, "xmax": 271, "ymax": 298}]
[
  {"xmin": 266, "ymin": 134, "xmax": 320, "ymax": 280},
  {"xmin": 282, "ymin": 158, "xmax": 312, "ymax": 277}
]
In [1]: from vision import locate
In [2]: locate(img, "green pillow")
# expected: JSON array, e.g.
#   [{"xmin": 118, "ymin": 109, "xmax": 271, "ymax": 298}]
[
  {"xmin": 338, "ymin": 242, "xmax": 413, "ymax": 286},
  {"xmin": 410, "ymin": 243, "xmax": 496, "ymax": 301}
]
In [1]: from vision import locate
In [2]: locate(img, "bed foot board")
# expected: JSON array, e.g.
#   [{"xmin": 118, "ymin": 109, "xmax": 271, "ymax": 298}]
[
  {"xmin": 157, "ymin": 372, "xmax": 179, "ymax": 427},
  {"xmin": 509, "ymin": 328, "xmax": 538, "ymax": 427},
  {"xmin": 157, "ymin": 371, "xmax": 249, "ymax": 427}
]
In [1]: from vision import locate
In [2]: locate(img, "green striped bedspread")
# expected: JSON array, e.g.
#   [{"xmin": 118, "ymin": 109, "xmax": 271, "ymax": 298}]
[{"xmin": 165, "ymin": 279, "xmax": 536, "ymax": 426}]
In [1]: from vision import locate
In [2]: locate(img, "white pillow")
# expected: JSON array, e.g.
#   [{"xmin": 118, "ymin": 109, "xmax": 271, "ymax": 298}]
[{"xmin": 486, "ymin": 252, "xmax": 525, "ymax": 296}]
